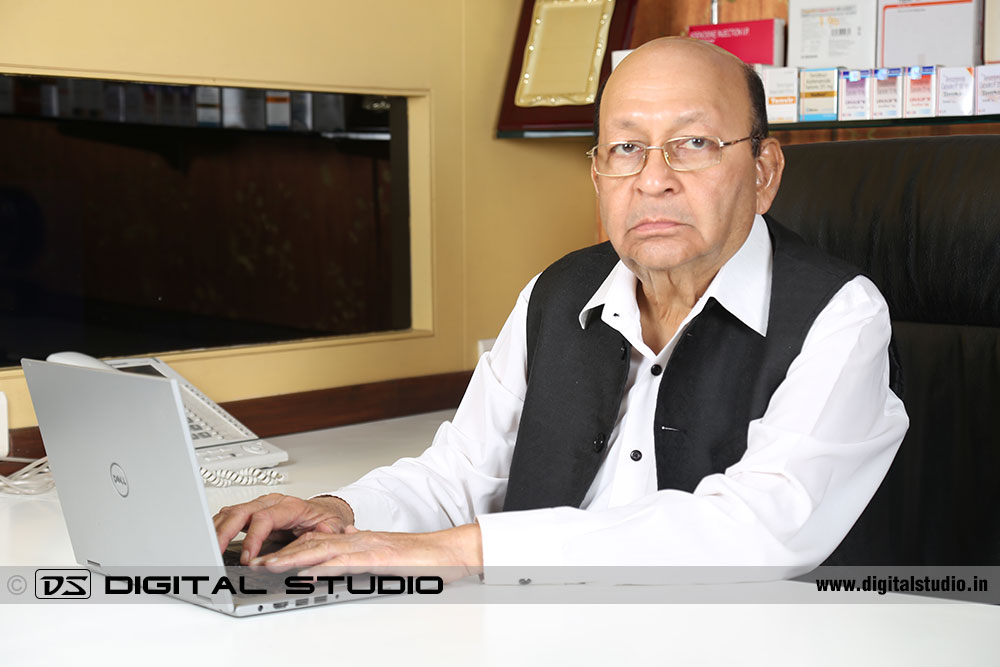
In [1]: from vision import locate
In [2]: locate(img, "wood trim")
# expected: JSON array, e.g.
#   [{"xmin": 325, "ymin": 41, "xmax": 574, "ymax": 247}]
[
  {"xmin": 223, "ymin": 370, "xmax": 472, "ymax": 437},
  {"xmin": 1, "ymin": 370, "xmax": 473, "ymax": 474},
  {"xmin": 771, "ymin": 122, "xmax": 1000, "ymax": 146}
]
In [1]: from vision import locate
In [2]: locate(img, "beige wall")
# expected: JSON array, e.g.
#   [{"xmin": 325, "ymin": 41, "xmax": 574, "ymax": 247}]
[{"xmin": 0, "ymin": 0, "xmax": 598, "ymax": 428}]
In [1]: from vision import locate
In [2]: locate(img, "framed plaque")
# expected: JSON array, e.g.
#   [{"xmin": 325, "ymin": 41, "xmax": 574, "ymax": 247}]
[
  {"xmin": 498, "ymin": 0, "xmax": 638, "ymax": 136},
  {"xmin": 514, "ymin": 0, "xmax": 616, "ymax": 108}
]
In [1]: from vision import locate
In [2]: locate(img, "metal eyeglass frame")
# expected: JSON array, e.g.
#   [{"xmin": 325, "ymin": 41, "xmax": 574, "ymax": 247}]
[{"xmin": 586, "ymin": 135, "xmax": 756, "ymax": 176}]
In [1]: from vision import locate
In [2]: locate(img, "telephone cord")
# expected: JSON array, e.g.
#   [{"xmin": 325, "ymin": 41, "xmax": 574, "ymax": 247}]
[
  {"xmin": 200, "ymin": 466, "xmax": 285, "ymax": 488},
  {"xmin": 0, "ymin": 456, "xmax": 56, "ymax": 495},
  {"xmin": 0, "ymin": 456, "xmax": 284, "ymax": 494}
]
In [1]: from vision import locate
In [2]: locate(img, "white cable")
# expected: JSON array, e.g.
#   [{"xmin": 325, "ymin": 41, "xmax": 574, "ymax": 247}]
[
  {"xmin": 0, "ymin": 456, "xmax": 56, "ymax": 495},
  {"xmin": 200, "ymin": 466, "xmax": 285, "ymax": 488},
  {"xmin": 1, "ymin": 457, "xmax": 283, "ymax": 493}
]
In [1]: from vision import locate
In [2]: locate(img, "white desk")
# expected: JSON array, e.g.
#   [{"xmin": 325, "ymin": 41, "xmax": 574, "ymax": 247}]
[{"xmin": 2, "ymin": 410, "xmax": 998, "ymax": 666}]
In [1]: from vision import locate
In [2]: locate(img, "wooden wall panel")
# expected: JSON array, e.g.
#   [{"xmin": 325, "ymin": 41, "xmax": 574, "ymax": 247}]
[{"xmin": 717, "ymin": 0, "xmax": 789, "ymax": 24}]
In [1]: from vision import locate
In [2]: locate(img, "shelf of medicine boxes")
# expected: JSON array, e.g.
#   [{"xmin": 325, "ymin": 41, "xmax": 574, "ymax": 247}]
[
  {"xmin": 769, "ymin": 114, "xmax": 1000, "ymax": 132},
  {"xmin": 497, "ymin": 114, "xmax": 1000, "ymax": 143}
]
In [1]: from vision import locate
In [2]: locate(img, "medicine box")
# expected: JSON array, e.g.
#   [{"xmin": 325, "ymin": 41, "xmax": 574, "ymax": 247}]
[
  {"xmin": 976, "ymin": 63, "xmax": 1000, "ymax": 114},
  {"xmin": 799, "ymin": 68, "xmax": 840, "ymax": 121},
  {"xmin": 936, "ymin": 67, "xmax": 976, "ymax": 116},
  {"xmin": 788, "ymin": 0, "xmax": 878, "ymax": 69},
  {"xmin": 758, "ymin": 66, "xmax": 799, "ymax": 123},
  {"xmin": 903, "ymin": 65, "xmax": 938, "ymax": 118},
  {"xmin": 838, "ymin": 69, "xmax": 874, "ymax": 120},
  {"xmin": 689, "ymin": 18, "xmax": 786, "ymax": 66},
  {"xmin": 872, "ymin": 67, "xmax": 904, "ymax": 119},
  {"xmin": 878, "ymin": 0, "xmax": 984, "ymax": 67}
]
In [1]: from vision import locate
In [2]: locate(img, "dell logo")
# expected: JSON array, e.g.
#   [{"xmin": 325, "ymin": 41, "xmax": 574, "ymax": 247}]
[{"xmin": 109, "ymin": 463, "xmax": 129, "ymax": 497}]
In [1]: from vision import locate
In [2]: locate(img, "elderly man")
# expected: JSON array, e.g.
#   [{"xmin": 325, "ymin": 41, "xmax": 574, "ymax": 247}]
[{"xmin": 214, "ymin": 37, "xmax": 908, "ymax": 582}]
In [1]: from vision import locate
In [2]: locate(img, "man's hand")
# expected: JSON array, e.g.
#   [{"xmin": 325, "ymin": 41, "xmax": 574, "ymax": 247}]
[
  {"xmin": 250, "ymin": 523, "xmax": 484, "ymax": 583},
  {"xmin": 212, "ymin": 493, "xmax": 355, "ymax": 565}
]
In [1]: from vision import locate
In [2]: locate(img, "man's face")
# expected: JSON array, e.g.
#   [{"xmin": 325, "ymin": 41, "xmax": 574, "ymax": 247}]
[{"xmin": 593, "ymin": 41, "xmax": 776, "ymax": 280}]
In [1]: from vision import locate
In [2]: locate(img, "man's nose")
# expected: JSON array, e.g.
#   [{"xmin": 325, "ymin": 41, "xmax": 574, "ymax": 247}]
[{"xmin": 635, "ymin": 146, "xmax": 681, "ymax": 194}]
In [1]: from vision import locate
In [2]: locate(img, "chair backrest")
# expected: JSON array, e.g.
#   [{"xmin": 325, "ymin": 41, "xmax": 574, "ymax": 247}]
[{"xmin": 768, "ymin": 136, "xmax": 1000, "ymax": 565}]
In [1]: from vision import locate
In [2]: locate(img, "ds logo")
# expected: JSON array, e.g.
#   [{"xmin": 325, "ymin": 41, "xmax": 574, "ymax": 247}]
[{"xmin": 35, "ymin": 569, "xmax": 92, "ymax": 599}]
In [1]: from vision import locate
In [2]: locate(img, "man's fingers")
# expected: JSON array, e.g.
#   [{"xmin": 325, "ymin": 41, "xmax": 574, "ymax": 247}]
[
  {"xmin": 212, "ymin": 494, "xmax": 288, "ymax": 557},
  {"xmin": 293, "ymin": 520, "xmax": 339, "ymax": 537},
  {"xmin": 214, "ymin": 507, "xmax": 255, "ymax": 553},
  {"xmin": 252, "ymin": 534, "xmax": 347, "ymax": 570},
  {"xmin": 239, "ymin": 499, "xmax": 331, "ymax": 563},
  {"xmin": 241, "ymin": 511, "xmax": 283, "ymax": 564},
  {"xmin": 251, "ymin": 529, "xmax": 381, "ymax": 569},
  {"xmin": 248, "ymin": 529, "xmax": 473, "ymax": 583},
  {"xmin": 212, "ymin": 494, "xmax": 356, "ymax": 564}
]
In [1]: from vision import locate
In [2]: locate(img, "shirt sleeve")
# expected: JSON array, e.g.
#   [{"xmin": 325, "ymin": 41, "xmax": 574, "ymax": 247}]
[
  {"xmin": 315, "ymin": 275, "xmax": 538, "ymax": 533},
  {"xmin": 475, "ymin": 275, "xmax": 909, "ymax": 584}
]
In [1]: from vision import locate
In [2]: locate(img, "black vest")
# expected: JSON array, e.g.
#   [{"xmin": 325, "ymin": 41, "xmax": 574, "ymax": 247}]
[{"xmin": 503, "ymin": 216, "xmax": 879, "ymax": 512}]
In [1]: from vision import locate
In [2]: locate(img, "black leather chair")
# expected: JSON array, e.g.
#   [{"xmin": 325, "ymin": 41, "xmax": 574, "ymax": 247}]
[{"xmin": 768, "ymin": 135, "xmax": 1000, "ymax": 565}]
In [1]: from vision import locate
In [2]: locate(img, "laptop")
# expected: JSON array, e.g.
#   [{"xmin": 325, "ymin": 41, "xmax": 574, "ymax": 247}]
[{"xmin": 21, "ymin": 358, "xmax": 375, "ymax": 616}]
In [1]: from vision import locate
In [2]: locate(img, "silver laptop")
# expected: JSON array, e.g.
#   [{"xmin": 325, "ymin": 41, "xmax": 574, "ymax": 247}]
[{"xmin": 21, "ymin": 358, "xmax": 372, "ymax": 616}]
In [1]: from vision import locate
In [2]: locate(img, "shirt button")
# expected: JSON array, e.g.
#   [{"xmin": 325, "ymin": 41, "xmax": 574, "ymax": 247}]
[
  {"xmin": 518, "ymin": 578, "xmax": 532, "ymax": 585},
  {"xmin": 593, "ymin": 433, "xmax": 607, "ymax": 453},
  {"xmin": 630, "ymin": 450, "xmax": 642, "ymax": 461},
  {"xmin": 651, "ymin": 364, "xmax": 663, "ymax": 376}
]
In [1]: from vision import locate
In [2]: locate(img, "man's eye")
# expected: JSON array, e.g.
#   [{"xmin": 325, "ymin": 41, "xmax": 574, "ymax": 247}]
[
  {"xmin": 677, "ymin": 137, "xmax": 710, "ymax": 151},
  {"xmin": 610, "ymin": 143, "xmax": 643, "ymax": 156}
]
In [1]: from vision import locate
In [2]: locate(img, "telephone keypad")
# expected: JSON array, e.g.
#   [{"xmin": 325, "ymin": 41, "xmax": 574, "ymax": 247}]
[
  {"xmin": 195, "ymin": 441, "xmax": 289, "ymax": 470},
  {"xmin": 185, "ymin": 408, "xmax": 222, "ymax": 443}
]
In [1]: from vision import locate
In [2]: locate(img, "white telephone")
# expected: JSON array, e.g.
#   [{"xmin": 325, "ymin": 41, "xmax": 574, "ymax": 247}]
[{"xmin": 45, "ymin": 352, "xmax": 289, "ymax": 472}]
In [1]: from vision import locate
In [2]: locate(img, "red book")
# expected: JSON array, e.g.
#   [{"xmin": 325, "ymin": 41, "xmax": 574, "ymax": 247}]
[{"xmin": 688, "ymin": 18, "xmax": 786, "ymax": 66}]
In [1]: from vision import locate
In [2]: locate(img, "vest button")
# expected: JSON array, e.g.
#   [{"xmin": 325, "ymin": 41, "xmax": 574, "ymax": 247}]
[
  {"xmin": 651, "ymin": 364, "xmax": 663, "ymax": 376},
  {"xmin": 593, "ymin": 433, "xmax": 607, "ymax": 453},
  {"xmin": 630, "ymin": 449, "xmax": 642, "ymax": 461}
]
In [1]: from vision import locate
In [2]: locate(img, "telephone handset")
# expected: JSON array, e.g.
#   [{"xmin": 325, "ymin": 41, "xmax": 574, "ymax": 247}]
[{"xmin": 45, "ymin": 352, "xmax": 289, "ymax": 471}]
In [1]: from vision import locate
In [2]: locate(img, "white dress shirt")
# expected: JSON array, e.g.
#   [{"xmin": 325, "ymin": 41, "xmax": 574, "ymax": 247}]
[{"xmin": 327, "ymin": 215, "xmax": 909, "ymax": 583}]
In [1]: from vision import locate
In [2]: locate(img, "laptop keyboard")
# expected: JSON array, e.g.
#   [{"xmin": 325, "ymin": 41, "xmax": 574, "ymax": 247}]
[
  {"xmin": 223, "ymin": 545, "xmax": 288, "ymax": 597},
  {"xmin": 222, "ymin": 544, "xmax": 245, "ymax": 567}
]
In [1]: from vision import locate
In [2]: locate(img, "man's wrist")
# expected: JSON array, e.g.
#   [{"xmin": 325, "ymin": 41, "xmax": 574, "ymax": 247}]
[{"xmin": 456, "ymin": 522, "xmax": 484, "ymax": 573}]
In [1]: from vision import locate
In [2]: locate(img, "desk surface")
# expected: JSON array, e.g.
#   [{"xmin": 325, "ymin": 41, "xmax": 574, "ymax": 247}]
[{"xmin": 2, "ymin": 410, "xmax": 999, "ymax": 666}]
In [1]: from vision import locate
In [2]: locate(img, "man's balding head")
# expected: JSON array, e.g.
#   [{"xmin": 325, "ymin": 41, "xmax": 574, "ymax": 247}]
[
  {"xmin": 594, "ymin": 38, "xmax": 768, "ymax": 157},
  {"xmin": 588, "ymin": 36, "xmax": 785, "ymax": 286}
]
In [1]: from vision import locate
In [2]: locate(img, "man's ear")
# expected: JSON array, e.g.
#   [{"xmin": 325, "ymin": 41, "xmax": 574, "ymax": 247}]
[
  {"xmin": 753, "ymin": 137, "xmax": 785, "ymax": 215},
  {"xmin": 591, "ymin": 161, "xmax": 600, "ymax": 196}
]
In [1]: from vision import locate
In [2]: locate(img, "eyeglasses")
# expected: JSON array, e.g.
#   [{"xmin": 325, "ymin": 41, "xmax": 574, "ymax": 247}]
[{"xmin": 586, "ymin": 136, "xmax": 756, "ymax": 177}]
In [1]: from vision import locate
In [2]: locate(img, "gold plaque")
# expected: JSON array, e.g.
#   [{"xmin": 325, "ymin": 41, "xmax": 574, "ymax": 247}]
[{"xmin": 514, "ymin": 0, "xmax": 616, "ymax": 107}]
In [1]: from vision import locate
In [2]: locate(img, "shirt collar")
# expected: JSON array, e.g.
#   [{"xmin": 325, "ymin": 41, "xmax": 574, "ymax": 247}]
[{"xmin": 578, "ymin": 214, "xmax": 772, "ymax": 337}]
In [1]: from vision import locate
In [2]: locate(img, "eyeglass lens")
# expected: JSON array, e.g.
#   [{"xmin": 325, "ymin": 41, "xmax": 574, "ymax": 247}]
[{"xmin": 596, "ymin": 138, "xmax": 722, "ymax": 175}]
